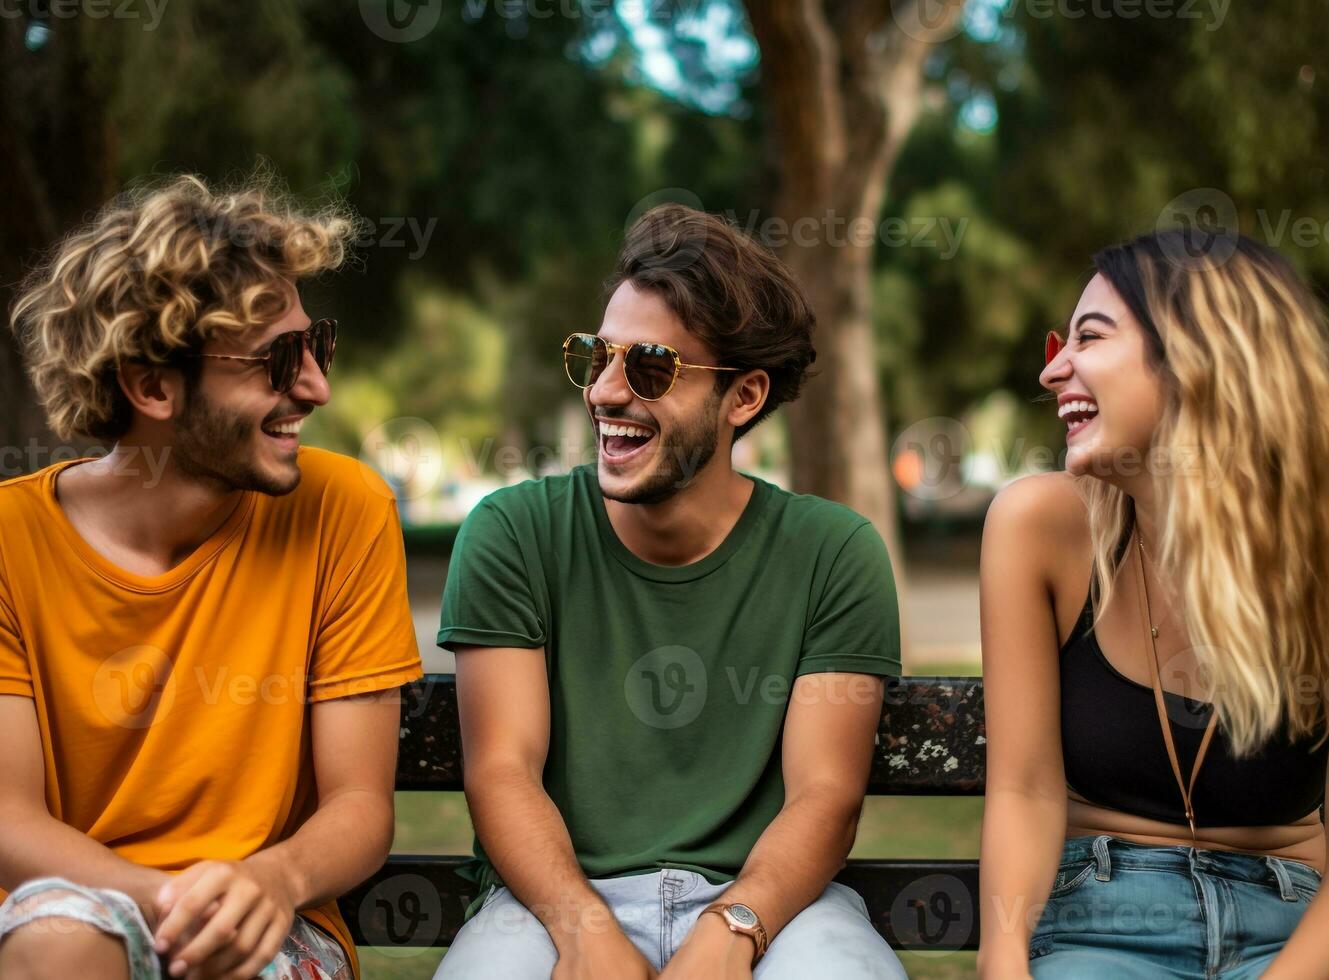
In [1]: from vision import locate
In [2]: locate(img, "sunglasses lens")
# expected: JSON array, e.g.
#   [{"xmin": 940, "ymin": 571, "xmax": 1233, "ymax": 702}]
[
  {"xmin": 1045, "ymin": 330, "xmax": 1066, "ymax": 366},
  {"xmin": 563, "ymin": 334, "xmax": 604, "ymax": 388},
  {"xmin": 310, "ymin": 319, "xmax": 336, "ymax": 375},
  {"xmin": 269, "ymin": 332, "xmax": 302, "ymax": 393},
  {"xmin": 625, "ymin": 343, "xmax": 677, "ymax": 400}
]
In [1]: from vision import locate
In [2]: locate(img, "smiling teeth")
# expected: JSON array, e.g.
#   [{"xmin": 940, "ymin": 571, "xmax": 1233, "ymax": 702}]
[
  {"xmin": 1058, "ymin": 400, "xmax": 1099, "ymax": 420},
  {"xmin": 267, "ymin": 419, "xmax": 303, "ymax": 436},
  {"xmin": 601, "ymin": 423, "xmax": 652, "ymax": 438}
]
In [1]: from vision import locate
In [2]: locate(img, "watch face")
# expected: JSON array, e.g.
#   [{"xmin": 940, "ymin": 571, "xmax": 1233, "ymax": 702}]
[{"xmin": 727, "ymin": 904, "xmax": 758, "ymax": 927}]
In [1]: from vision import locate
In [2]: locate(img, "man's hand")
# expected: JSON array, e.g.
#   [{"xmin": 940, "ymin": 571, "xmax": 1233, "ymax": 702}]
[
  {"xmin": 658, "ymin": 911, "xmax": 756, "ymax": 980},
  {"xmin": 151, "ymin": 854, "xmax": 298, "ymax": 979},
  {"xmin": 552, "ymin": 927, "xmax": 659, "ymax": 980}
]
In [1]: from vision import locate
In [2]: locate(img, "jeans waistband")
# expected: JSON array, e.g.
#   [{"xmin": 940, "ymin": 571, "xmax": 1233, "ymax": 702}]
[{"xmin": 1060, "ymin": 835, "xmax": 1322, "ymax": 902}]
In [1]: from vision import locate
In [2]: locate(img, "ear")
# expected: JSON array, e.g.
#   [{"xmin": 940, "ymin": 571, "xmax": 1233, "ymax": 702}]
[
  {"xmin": 117, "ymin": 361, "xmax": 188, "ymax": 424},
  {"xmin": 725, "ymin": 369, "xmax": 770, "ymax": 432}
]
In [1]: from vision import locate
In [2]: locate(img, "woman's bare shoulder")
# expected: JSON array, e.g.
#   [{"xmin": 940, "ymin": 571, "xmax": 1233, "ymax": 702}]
[{"xmin": 984, "ymin": 471, "xmax": 1088, "ymax": 541}]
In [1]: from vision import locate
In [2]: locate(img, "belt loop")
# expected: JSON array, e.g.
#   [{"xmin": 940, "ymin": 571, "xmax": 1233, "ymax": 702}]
[
  {"xmin": 1266, "ymin": 857, "xmax": 1298, "ymax": 903},
  {"xmin": 1092, "ymin": 835, "xmax": 1112, "ymax": 882}
]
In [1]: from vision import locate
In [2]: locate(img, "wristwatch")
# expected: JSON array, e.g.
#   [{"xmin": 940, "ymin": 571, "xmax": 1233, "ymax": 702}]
[{"xmin": 702, "ymin": 901, "xmax": 770, "ymax": 965}]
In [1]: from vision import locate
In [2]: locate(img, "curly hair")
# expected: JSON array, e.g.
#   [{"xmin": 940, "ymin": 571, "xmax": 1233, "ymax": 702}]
[
  {"xmin": 607, "ymin": 204, "xmax": 817, "ymax": 442},
  {"xmin": 11, "ymin": 172, "xmax": 358, "ymax": 440}
]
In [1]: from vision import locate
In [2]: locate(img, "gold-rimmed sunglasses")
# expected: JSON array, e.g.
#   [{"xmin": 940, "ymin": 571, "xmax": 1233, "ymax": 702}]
[
  {"xmin": 562, "ymin": 332, "xmax": 740, "ymax": 401},
  {"xmin": 189, "ymin": 318, "xmax": 336, "ymax": 394}
]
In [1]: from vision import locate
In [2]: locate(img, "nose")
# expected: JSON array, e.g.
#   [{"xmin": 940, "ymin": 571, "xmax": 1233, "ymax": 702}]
[
  {"xmin": 1039, "ymin": 342, "xmax": 1072, "ymax": 393},
  {"xmin": 587, "ymin": 349, "xmax": 633, "ymax": 407},
  {"xmin": 288, "ymin": 345, "xmax": 331, "ymax": 406}
]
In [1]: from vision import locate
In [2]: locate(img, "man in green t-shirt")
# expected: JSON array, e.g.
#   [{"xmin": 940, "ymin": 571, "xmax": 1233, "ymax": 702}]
[{"xmin": 435, "ymin": 204, "xmax": 905, "ymax": 979}]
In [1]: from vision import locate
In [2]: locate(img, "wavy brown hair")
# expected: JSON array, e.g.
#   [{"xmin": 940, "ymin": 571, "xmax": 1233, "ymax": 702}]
[
  {"xmin": 1080, "ymin": 231, "xmax": 1329, "ymax": 755},
  {"xmin": 607, "ymin": 204, "xmax": 817, "ymax": 441},
  {"xmin": 11, "ymin": 172, "xmax": 358, "ymax": 441}
]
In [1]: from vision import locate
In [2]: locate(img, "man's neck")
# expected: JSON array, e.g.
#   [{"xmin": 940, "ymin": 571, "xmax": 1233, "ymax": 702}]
[
  {"xmin": 55, "ymin": 442, "xmax": 245, "ymax": 576},
  {"xmin": 603, "ymin": 462, "xmax": 755, "ymax": 568}
]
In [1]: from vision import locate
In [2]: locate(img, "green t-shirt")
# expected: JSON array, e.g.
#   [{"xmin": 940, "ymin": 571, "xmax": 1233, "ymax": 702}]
[{"xmin": 438, "ymin": 465, "xmax": 900, "ymax": 919}]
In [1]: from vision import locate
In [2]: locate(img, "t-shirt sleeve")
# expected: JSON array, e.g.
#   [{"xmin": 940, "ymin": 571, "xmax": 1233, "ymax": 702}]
[
  {"xmin": 0, "ymin": 588, "xmax": 32, "ymax": 699},
  {"xmin": 308, "ymin": 501, "xmax": 423, "ymax": 703},
  {"xmin": 437, "ymin": 499, "xmax": 546, "ymax": 651},
  {"xmin": 796, "ymin": 522, "xmax": 902, "ymax": 678}
]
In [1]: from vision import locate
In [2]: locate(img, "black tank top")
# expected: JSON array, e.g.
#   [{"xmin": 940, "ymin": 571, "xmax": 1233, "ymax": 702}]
[{"xmin": 1059, "ymin": 584, "xmax": 1328, "ymax": 827}]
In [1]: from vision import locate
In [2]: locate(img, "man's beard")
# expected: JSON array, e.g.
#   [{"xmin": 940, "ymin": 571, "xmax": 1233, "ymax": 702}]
[
  {"xmin": 600, "ymin": 387, "xmax": 722, "ymax": 506},
  {"xmin": 171, "ymin": 388, "xmax": 301, "ymax": 496}
]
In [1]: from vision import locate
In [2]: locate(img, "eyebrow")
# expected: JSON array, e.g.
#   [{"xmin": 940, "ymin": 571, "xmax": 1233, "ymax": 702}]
[{"xmin": 1074, "ymin": 311, "xmax": 1117, "ymax": 332}]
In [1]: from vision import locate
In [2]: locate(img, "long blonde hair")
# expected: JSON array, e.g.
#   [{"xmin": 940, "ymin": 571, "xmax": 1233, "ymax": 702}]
[
  {"xmin": 11, "ymin": 171, "xmax": 358, "ymax": 441},
  {"xmin": 1079, "ymin": 231, "xmax": 1329, "ymax": 756}
]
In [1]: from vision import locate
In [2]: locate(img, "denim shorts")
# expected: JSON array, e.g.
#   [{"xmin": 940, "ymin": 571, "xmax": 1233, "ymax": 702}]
[
  {"xmin": 1030, "ymin": 835, "xmax": 1321, "ymax": 978},
  {"xmin": 0, "ymin": 877, "xmax": 352, "ymax": 980}
]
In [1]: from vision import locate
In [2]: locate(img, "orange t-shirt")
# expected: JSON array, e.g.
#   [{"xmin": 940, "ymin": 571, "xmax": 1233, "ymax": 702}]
[{"xmin": 0, "ymin": 446, "xmax": 424, "ymax": 977}]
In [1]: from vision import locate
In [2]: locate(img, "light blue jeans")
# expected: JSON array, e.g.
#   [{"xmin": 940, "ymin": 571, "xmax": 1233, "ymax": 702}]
[
  {"xmin": 433, "ymin": 868, "xmax": 907, "ymax": 978},
  {"xmin": 1030, "ymin": 835, "xmax": 1321, "ymax": 978}
]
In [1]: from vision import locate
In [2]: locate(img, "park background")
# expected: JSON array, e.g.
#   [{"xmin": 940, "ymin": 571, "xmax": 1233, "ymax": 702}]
[{"xmin": 2, "ymin": 0, "xmax": 1326, "ymax": 975}]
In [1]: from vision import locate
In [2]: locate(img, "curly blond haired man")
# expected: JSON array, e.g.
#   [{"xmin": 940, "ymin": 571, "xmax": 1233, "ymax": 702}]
[{"xmin": 0, "ymin": 176, "xmax": 422, "ymax": 980}]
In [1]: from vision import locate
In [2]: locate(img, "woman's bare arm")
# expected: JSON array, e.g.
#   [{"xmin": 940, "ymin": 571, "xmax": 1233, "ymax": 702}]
[{"xmin": 976, "ymin": 474, "xmax": 1082, "ymax": 978}]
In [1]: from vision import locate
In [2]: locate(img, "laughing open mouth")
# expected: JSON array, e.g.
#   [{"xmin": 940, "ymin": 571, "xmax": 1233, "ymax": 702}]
[
  {"xmin": 1058, "ymin": 398, "xmax": 1099, "ymax": 437},
  {"xmin": 599, "ymin": 421, "xmax": 656, "ymax": 463},
  {"xmin": 261, "ymin": 416, "xmax": 304, "ymax": 447}
]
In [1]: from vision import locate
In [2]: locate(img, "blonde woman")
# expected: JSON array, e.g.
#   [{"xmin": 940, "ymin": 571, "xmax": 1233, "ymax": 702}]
[{"xmin": 977, "ymin": 231, "xmax": 1329, "ymax": 978}]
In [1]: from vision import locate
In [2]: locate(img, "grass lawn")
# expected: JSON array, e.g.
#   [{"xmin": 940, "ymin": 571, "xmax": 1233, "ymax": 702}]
[{"xmin": 361, "ymin": 661, "xmax": 983, "ymax": 979}]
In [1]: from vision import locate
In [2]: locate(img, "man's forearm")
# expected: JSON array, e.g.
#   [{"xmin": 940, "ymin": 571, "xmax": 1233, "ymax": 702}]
[
  {"xmin": 0, "ymin": 801, "xmax": 165, "ymax": 909},
  {"xmin": 711, "ymin": 786, "xmax": 861, "ymax": 942},
  {"xmin": 466, "ymin": 765, "xmax": 618, "ymax": 952},
  {"xmin": 246, "ymin": 787, "xmax": 394, "ymax": 910}
]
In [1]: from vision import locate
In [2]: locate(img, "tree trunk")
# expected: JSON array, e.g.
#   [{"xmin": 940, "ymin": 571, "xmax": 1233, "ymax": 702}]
[
  {"xmin": 743, "ymin": 0, "xmax": 965, "ymax": 653},
  {"xmin": 0, "ymin": 14, "xmax": 117, "ymax": 473}
]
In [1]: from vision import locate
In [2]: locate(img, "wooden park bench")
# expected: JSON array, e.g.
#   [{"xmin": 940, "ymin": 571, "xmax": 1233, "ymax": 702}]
[{"xmin": 339, "ymin": 673, "xmax": 986, "ymax": 956}]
